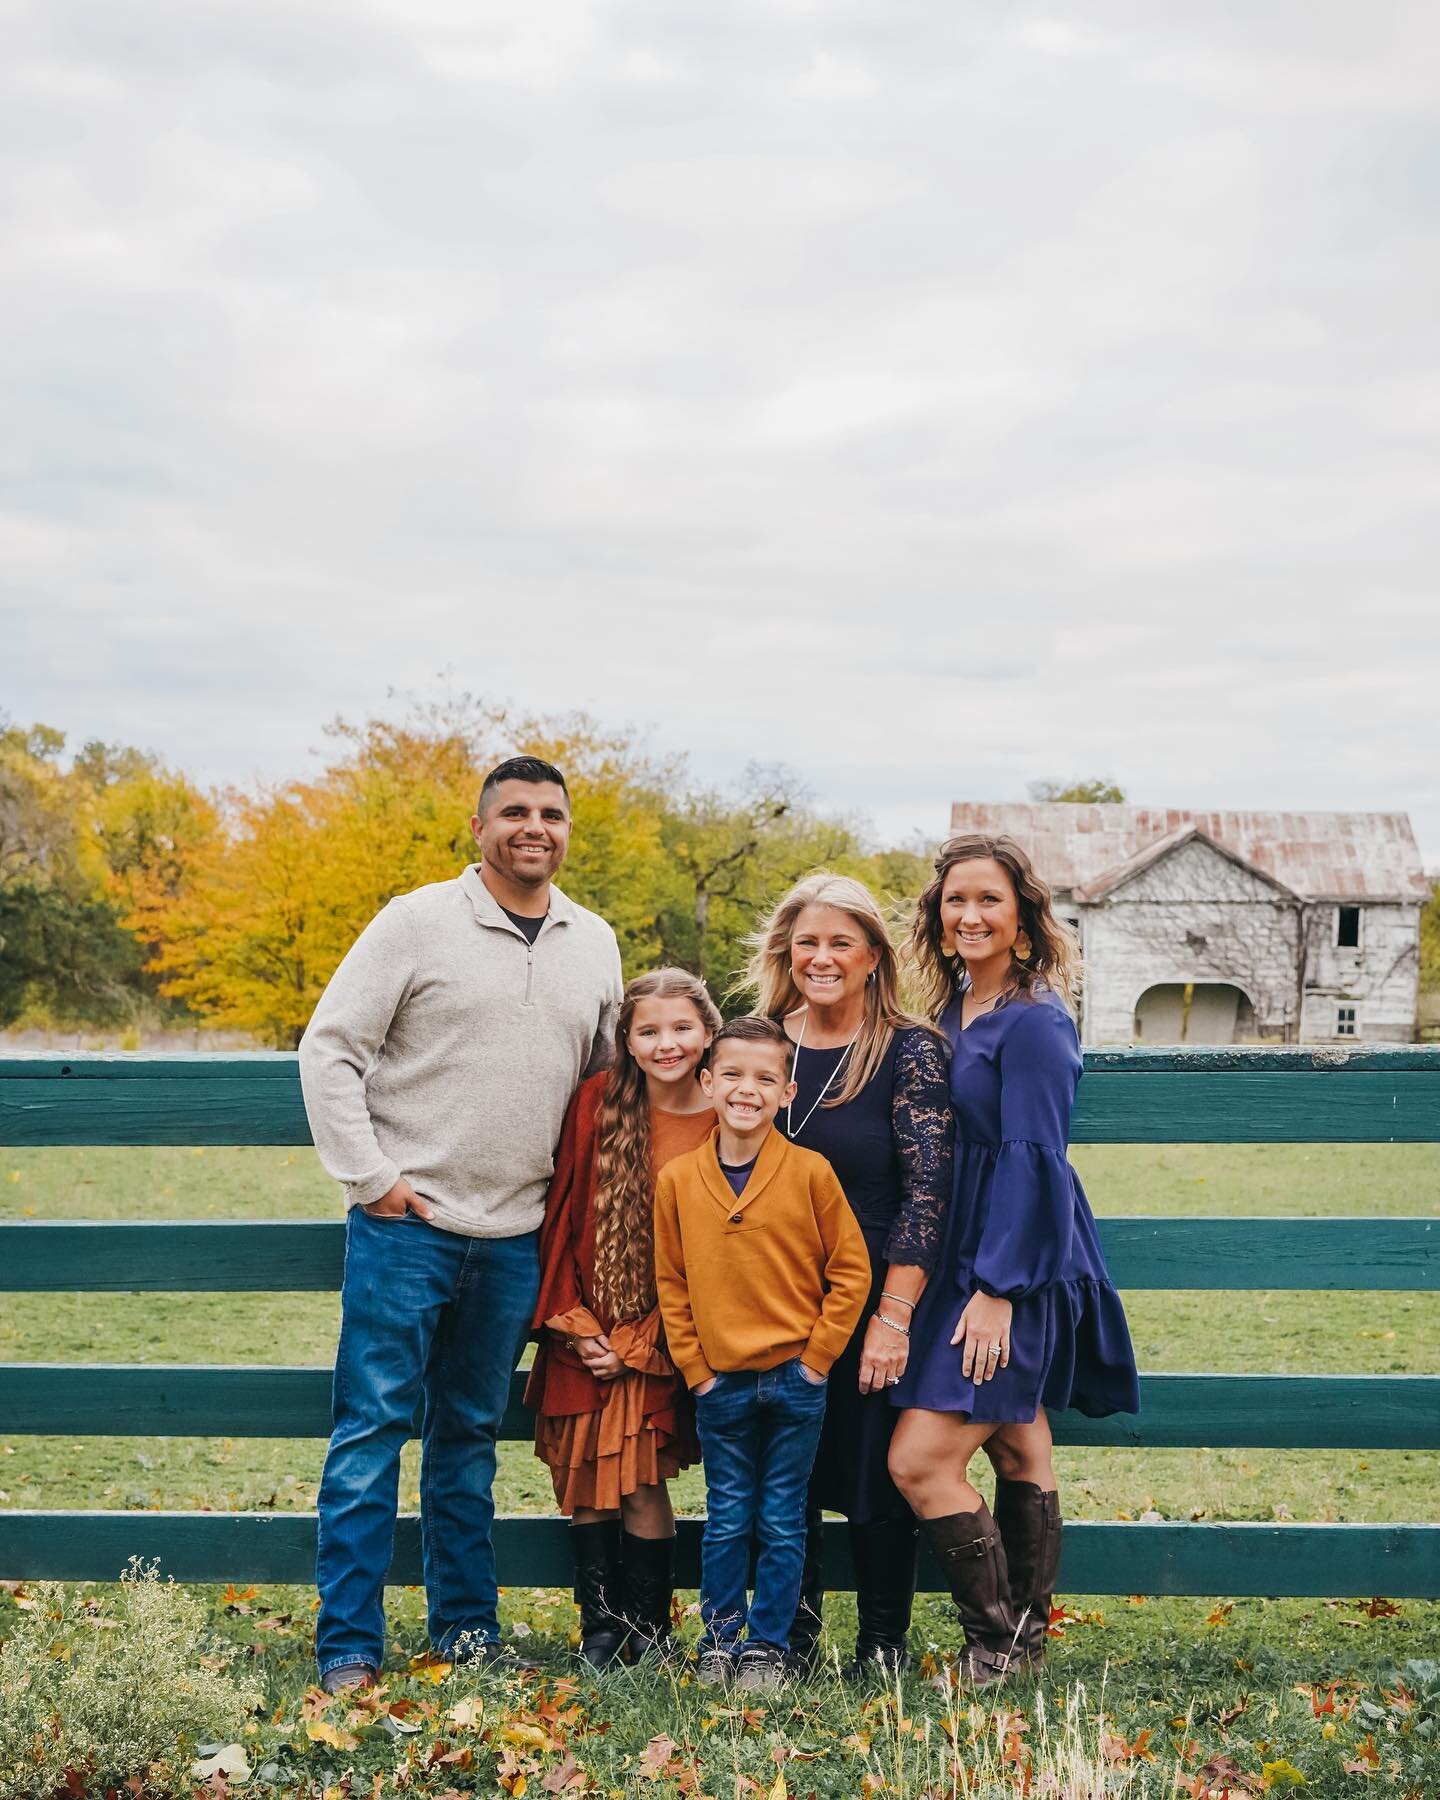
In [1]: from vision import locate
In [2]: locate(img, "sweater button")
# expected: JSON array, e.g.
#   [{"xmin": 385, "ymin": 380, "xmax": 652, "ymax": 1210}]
[{"xmin": 729, "ymin": 1212, "xmax": 743, "ymax": 1224}]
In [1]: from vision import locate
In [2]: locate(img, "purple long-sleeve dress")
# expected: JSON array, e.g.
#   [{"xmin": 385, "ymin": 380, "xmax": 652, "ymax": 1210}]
[{"xmin": 892, "ymin": 988, "xmax": 1139, "ymax": 1423}]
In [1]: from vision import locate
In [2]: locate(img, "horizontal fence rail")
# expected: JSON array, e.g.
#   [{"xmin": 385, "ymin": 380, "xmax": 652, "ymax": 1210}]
[
  {"xmin": 3, "ymin": 1046, "xmax": 1439, "ymax": 1145},
  {"xmin": 3, "ymin": 1367, "xmax": 1438, "ymax": 1450},
  {"xmin": 4, "ymin": 1217, "xmax": 1434, "ymax": 1292},
  {"xmin": 2, "ymin": 1048, "xmax": 1437, "ymax": 1598},
  {"xmin": 3, "ymin": 1514, "xmax": 1434, "ymax": 1598}
]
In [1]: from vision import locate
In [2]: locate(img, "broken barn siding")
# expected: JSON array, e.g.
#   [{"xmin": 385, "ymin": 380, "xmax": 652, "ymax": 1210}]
[{"xmin": 1300, "ymin": 902, "xmax": 1421, "ymax": 1044}]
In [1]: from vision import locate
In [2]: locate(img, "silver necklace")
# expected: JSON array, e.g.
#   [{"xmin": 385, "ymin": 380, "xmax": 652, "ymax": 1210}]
[{"xmin": 786, "ymin": 1009, "xmax": 861, "ymax": 1139}]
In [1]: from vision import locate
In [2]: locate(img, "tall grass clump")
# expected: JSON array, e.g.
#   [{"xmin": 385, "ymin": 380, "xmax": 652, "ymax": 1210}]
[
  {"xmin": 0, "ymin": 1560, "xmax": 261, "ymax": 1799},
  {"xmin": 828, "ymin": 1671, "xmax": 1173, "ymax": 1799}
]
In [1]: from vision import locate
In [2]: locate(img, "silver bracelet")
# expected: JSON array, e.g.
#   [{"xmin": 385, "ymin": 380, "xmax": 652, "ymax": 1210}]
[
  {"xmin": 879, "ymin": 1290, "xmax": 916, "ymax": 1310},
  {"xmin": 876, "ymin": 1312, "xmax": 911, "ymax": 1337}
]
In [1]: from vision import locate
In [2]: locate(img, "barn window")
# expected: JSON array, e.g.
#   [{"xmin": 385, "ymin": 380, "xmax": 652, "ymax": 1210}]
[
  {"xmin": 1336, "ymin": 1006, "xmax": 1357, "ymax": 1037},
  {"xmin": 1336, "ymin": 906, "xmax": 1361, "ymax": 948}
]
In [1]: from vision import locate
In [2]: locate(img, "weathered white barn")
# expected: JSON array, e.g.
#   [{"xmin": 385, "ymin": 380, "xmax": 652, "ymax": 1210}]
[{"xmin": 947, "ymin": 803, "xmax": 1429, "ymax": 1045}]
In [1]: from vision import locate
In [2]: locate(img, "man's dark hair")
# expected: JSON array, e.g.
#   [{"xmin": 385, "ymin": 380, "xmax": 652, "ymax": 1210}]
[
  {"xmin": 477, "ymin": 756, "xmax": 570, "ymax": 817},
  {"xmin": 711, "ymin": 1014, "xmax": 794, "ymax": 1071}
]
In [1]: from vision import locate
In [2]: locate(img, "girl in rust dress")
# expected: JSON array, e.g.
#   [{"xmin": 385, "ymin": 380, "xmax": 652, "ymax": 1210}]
[{"xmin": 526, "ymin": 968, "xmax": 721, "ymax": 1664}]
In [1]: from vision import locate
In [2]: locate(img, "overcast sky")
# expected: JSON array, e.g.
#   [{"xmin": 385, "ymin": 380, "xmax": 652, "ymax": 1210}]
[{"xmin": 3, "ymin": 0, "xmax": 1437, "ymax": 861}]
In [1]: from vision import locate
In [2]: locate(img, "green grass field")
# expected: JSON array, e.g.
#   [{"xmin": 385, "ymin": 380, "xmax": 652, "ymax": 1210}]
[{"xmin": 2, "ymin": 1143, "xmax": 1437, "ymax": 1796}]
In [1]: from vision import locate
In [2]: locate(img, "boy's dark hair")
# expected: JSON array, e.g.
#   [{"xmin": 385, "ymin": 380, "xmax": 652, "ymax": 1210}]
[
  {"xmin": 711, "ymin": 1014, "xmax": 794, "ymax": 1072},
  {"xmin": 477, "ymin": 755, "xmax": 570, "ymax": 816}
]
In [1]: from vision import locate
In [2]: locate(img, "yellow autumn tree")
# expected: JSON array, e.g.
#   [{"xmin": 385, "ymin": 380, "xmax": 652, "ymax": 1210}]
[{"xmin": 129, "ymin": 698, "xmax": 676, "ymax": 1045}]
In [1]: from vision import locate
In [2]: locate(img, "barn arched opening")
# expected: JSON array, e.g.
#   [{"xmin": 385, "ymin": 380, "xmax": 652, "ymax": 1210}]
[{"xmin": 1133, "ymin": 982, "xmax": 1258, "ymax": 1044}]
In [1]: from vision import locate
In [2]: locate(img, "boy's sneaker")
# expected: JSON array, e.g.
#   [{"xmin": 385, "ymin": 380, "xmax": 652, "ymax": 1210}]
[
  {"xmin": 696, "ymin": 1644, "xmax": 734, "ymax": 1686},
  {"xmin": 320, "ymin": 1661, "xmax": 377, "ymax": 1695},
  {"xmin": 734, "ymin": 1642, "xmax": 785, "ymax": 1692}
]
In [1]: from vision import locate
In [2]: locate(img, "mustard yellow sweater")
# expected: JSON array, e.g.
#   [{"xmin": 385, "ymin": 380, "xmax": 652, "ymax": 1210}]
[{"xmin": 653, "ymin": 1125, "xmax": 870, "ymax": 1390}]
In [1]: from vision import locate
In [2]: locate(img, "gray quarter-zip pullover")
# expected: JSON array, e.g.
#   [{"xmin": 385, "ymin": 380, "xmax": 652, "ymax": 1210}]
[{"xmin": 298, "ymin": 864, "xmax": 623, "ymax": 1238}]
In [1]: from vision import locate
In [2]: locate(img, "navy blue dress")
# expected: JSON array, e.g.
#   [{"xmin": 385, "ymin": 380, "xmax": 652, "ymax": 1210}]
[
  {"xmin": 780, "ymin": 1025, "xmax": 953, "ymax": 1522},
  {"xmin": 892, "ymin": 990, "xmax": 1139, "ymax": 1423}
]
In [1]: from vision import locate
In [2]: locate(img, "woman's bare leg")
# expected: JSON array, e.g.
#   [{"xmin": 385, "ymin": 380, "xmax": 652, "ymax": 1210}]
[
  {"xmin": 888, "ymin": 1410, "xmax": 998, "ymax": 1517},
  {"xmin": 984, "ymin": 1410, "xmax": 1057, "ymax": 1489}
]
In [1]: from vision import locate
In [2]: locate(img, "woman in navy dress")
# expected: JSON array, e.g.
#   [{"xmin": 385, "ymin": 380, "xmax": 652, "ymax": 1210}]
[
  {"xmin": 744, "ymin": 873, "xmax": 953, "ymax": 1674},
  {"xmin": 889, "ymin": 835, "xmax": 1138, "ymax": 1687}
]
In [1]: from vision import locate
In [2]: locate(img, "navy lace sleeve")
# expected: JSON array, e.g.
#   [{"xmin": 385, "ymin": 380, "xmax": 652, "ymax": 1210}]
[{"xmin": 884, "ymin": 1027, "xmax": 955, "ymax": 1270}]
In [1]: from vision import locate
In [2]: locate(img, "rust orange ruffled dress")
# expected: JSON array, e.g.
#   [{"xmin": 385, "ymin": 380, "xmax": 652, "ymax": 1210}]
[{"xmin": 524, "ymin": 1073, "xmax": 711, "ymax": 1514}]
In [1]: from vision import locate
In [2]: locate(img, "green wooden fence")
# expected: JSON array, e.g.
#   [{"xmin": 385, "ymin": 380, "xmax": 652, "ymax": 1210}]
[{"xmin": 1, "ymin": 1048, "xmax": 1436, "ymax": 1598}]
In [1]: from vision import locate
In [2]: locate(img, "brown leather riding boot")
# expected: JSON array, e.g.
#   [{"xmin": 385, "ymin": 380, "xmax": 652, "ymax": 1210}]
[
  {"xmin": 919, "ymin": 1503, "xmax": 1019, "ymax": 1688},
  {"xmin": 994, "ymin": 1481, "xmax": 1062, "ymax": 1668}
]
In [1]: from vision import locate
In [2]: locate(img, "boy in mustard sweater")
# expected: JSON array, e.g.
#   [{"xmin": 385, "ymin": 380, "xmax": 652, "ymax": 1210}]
[{"xmin": 654, "ymin": 1016, "xmax": 869, "ymax": 1688}]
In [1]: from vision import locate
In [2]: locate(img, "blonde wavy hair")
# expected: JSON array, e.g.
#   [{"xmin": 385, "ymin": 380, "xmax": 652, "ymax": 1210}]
[
  {"xmin": 739, "ymin": 872, "xmax": 928, "ymax": 1109},
  {"xmin": 592, "ymin": 968, "xmax": 722, "ymax": 1320},
  {"xmin": 909, "ymin": 834, "xmax": 1082, "ymax": 1021}
]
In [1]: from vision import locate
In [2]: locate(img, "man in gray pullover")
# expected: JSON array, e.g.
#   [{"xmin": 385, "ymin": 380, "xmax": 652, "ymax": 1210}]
[{"xmin": 299, "ymin": 755, "xmax": 623, "ymax": 1690}]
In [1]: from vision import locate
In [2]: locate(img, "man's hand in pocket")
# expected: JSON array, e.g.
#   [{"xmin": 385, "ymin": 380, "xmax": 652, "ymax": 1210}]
[{"xmin": 362, "ymin": 1177, "xmax": 435, "ymax": 1221}]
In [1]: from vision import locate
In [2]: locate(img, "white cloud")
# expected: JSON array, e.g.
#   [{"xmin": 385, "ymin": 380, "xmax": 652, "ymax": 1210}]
[{"xmin": 1, "ymin": 0, "xmax": 1436, "ymax": 864}]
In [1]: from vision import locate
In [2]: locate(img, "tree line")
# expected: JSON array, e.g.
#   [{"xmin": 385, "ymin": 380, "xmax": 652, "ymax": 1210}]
[
  {"xmin": 0, "ymin": 699, "xmax": 935, "ymax": 1047},
  {"xmin": 8, "ymin": 705, "xmax": 1430, "ymax": 1048}
]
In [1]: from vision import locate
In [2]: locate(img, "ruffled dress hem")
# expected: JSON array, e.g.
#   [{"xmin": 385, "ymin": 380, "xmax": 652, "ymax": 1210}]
[
  {"xmin": 535, "ymin": 1408, "xmax": 695, "ymax": 1514},
  {"xmin": 526, "ymin": 1302, "xmax": 699, "ymax": 1514}
]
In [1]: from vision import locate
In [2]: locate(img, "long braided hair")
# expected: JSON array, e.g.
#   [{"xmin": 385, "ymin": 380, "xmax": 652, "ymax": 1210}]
[{"xmin": 592, "ymin": 968, "xmax": 722, "ymax": 1320}]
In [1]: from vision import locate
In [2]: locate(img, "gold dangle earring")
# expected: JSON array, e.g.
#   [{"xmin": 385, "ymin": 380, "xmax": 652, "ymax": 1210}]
[{"xmin": 1013, "ymin": 930, "xmax": 1032, "ymax": 962}]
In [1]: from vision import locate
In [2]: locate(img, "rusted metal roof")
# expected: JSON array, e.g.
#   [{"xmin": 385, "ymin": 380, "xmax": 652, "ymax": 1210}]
[{"xmin": 945, "ymin": 804, "xmax": 1430, "ymax": 903}]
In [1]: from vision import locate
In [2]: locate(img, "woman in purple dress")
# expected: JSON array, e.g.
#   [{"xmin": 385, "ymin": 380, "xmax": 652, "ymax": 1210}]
[{"xmin": 888, "ymin": 835, "xmax": 1139, "ymax": 1688}]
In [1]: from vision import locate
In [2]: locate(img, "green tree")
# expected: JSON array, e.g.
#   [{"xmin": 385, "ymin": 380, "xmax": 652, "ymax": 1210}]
[
  {"xmin": 1027, "ymin": 777, "xmax": 1127, "ymax": 804},
  {"xmin": 0, "ymin": 721, "xmax": 178, "ymax": 1029},
  {"xmin": 0, "ymin": 885, "xmax": 151, "ymax": 1029},
  {"xmin": 651, "ymin": 766, "xmax": 917, "ymax": 1000}
]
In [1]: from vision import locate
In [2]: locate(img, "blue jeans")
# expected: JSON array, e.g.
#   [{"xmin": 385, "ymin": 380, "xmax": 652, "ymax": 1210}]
[
  {"xmin": 694, "ymin": 1359, "xmax": 828, "ymax": 1653},
  {"xmin": 315, "ymin": 1207, "xmax": 539, "ymax": 1678}
]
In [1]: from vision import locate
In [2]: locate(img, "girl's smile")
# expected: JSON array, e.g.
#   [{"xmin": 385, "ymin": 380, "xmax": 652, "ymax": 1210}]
[{"xmin": 627, "ymin": 995, "xmax": 715, "ymax": 1104}]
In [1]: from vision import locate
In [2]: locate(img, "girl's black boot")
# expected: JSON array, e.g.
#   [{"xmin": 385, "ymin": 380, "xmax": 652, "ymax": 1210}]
[
  {"xmin": 620, "ymin": 1531, "xmax": 675, "ymax": 1659},
  {"xmin": 570, "ymin": 1520, "xmax": 628, "ymax": 1666}
]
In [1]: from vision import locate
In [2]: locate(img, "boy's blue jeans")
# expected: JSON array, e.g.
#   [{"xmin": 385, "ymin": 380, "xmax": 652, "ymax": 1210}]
[
  {"xmin": 694, "ymin": 1358, "xmax": 829, "ymax": 1653},
  {"xmin": 315, "ymin": 1206, "xmax": 539, "ymax": 1679}
]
